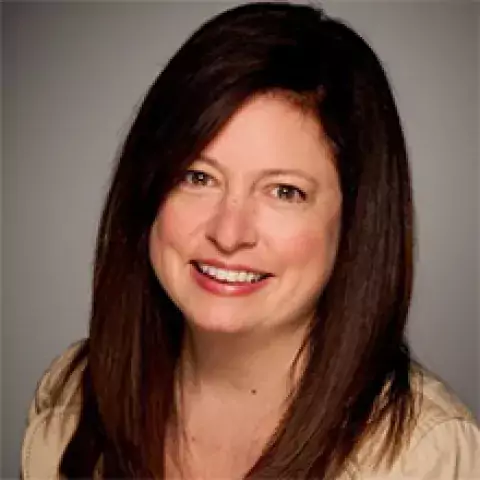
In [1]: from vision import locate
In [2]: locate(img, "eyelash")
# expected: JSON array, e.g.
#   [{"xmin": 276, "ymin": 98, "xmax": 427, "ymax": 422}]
[
  {"xmin": 182, "ymin": 170, "xmax": 215, "ymax": 187},
  {"xmin": 271, "ymin": 184, "xmax": 308, "ymax": 203},
  {"xmin": 182, "ymin": 170, "xmax": 307, "ymax": 203}
]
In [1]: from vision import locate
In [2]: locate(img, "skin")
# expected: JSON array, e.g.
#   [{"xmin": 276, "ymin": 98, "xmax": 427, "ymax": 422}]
[{"xmin": 149, "ymin": 93, "xmax": 342, "ymax": 478}]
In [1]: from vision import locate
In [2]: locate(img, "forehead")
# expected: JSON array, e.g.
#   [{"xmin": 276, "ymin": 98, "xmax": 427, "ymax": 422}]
[{"xmin": 201, "ymin": 94, "xmax": 335, "ymax": 176}]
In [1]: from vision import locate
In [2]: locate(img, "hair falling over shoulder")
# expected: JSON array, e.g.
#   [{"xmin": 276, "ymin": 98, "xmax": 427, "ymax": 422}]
[{"xmin": 50, "ymin": 2, "xmax": 418, "ymax": 478}]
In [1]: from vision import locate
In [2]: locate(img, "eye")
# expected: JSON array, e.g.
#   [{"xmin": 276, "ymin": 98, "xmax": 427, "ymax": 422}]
[
  {"xmin": 272, "ymin": 184, "xmax": 307, "ymax": 203},
  {"xmin": 182, "ymin": 169, "xmax": 215, "ymax": 187}
]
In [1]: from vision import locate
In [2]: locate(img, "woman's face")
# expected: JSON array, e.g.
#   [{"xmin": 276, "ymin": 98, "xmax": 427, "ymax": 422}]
[{"xmin": 149, "ymin": 94, "xmax": 342, "ymax": 336}]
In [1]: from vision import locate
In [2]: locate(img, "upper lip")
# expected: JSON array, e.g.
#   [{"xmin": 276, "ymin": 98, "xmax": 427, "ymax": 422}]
[{"xmin": 192, "ymin": 259, "xmax": 273, "ymax": 276}]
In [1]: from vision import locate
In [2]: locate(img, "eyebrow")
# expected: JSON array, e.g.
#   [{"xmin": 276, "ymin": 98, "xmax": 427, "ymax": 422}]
[{"xmin": 196, "ymin": 155, "xmax": 319, "ymax": 186}]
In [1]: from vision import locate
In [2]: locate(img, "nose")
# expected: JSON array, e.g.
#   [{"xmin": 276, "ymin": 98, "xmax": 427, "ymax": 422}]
[{"xmin": 205, "ymin": 194, "xmax": 258, "ymax": 254}]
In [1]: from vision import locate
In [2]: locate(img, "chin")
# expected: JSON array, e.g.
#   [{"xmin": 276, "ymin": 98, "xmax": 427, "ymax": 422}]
[{"xmin": 184, "ymin": 311, "xmax": 257, "ymax": 336}]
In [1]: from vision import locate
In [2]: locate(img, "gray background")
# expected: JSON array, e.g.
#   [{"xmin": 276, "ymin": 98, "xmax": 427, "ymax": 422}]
[{"xmin": 2, "ymin": 1, "xmax": 479, "ymax": 476}]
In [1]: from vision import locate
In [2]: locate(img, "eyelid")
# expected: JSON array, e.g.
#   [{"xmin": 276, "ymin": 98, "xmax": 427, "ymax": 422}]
[
  {"xmin": 270, "ymin": 183, "xmax": 308, "ymax": 202},
  {"xmin": 182, "ymin": 169, "xmax": 217, "ymax": 187},
  {"xmin": 180, "ymin": 170, "xmax": 309, "ymax": 203}
]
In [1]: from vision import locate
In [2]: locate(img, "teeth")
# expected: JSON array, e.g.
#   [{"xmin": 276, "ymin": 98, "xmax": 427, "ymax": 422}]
[{"xmin": 197, "ymin": 263, "xmax": 265, "ymax": 283}]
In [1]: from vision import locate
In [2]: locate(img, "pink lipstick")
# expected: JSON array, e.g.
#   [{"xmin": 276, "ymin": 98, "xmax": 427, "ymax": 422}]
[{"xmin": 190, "ymin": 261, "xmax": 273, "ymax": 297}]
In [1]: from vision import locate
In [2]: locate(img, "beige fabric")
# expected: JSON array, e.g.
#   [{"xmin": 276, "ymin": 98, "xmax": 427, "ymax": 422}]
[
  {"xmin": 21, "ymin": 342, "xmax": 480, "ymax": 479},
  {"xmin": 22, "ymin": 342, "xmax": 85, "ymax": 480}
]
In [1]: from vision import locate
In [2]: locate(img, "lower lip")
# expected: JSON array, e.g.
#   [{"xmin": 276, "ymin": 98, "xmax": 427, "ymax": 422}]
[{"xmin": 191, "ymin": 264, "xmax": 272, "ymax": 296}]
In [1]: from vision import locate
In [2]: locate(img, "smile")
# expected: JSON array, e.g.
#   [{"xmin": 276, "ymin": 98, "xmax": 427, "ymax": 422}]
[
  {"xmin": 194, "ymin": 262, "xmax": 269, "ymax": 284},
  {"xmin": 190, "ymin": 261, "xmax": 273, "ymax": 296}
]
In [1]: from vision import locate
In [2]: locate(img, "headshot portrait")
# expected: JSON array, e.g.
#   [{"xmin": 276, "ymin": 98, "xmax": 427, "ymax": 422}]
[{"xmin": 3, "ymin": 1, "xmax": 479, "ymax": 479}]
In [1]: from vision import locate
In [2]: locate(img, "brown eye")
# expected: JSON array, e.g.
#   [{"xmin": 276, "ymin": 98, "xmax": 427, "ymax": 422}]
[
  {"xmin": 183, "ymin": 170, "xmax": 214, "ymax": 187},
  {"xmin": 272, "ymin": 184, "xmax": 307, "ymax": 202}
]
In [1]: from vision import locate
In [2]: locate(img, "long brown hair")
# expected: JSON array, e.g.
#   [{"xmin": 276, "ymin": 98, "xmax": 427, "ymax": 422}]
[{"xmin": 53, "ymin": 2, "xmax": 417, "ymax": 478}]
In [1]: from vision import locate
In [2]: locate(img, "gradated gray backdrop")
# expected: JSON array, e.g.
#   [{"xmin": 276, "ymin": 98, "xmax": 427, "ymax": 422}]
[{"xmin": 2, "ymin": 1, "xmax": 479, "ymax": 476}]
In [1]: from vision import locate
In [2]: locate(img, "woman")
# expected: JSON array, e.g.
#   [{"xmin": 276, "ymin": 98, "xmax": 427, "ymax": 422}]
[{"xmin": 21, "ymin": 2, "xmax": 479, "ymax": 479}]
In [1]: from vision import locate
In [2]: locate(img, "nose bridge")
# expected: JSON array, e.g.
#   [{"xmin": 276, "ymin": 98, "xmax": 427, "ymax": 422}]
[{"xmin": 206, "ymin": 189, "xmax": 257, "ymax": 252}]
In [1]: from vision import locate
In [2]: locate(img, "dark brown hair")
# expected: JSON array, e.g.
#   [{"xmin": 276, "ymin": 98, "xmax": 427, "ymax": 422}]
[{"xmin": 53, "ymin": 2, "xmax": 416, "ymax": 478}]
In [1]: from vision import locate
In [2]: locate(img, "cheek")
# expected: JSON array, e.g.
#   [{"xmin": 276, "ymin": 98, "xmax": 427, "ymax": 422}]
[
  {"xmin": 152, "ymin": 197, "xmax": 209, "ymax": 246},
  {"xmin": 148, "ymin": 201, "xmax": 186, "ymax": 275},
  {"xmin": 282, "ymin": 234, "xmax": 331, "ymax": 271},
  {"xmin": 267, "ymin": 212, "xmax": 341, "ymax": 274},
  {"xmin": 149, "ymin": 200, "xmax": 203, "ymax": 291},
  {"xmin": 149, "ymin": 196, "xmax": 218, "ymax": 280},
  {"xmin": 153, "ymin": 204, "xmax": 183, "ymax": 245}
]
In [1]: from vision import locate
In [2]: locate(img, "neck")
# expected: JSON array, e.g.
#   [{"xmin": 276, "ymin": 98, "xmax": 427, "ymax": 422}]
[{"xmin": 179, "ymin": 322, "xmax": 309, "ymax": 402}]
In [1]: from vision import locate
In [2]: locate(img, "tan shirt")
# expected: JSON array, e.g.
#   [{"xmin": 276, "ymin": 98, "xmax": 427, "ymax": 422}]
[{"xmin": 22, "ymin": 342, "xmax": 480, "ymax": 479}]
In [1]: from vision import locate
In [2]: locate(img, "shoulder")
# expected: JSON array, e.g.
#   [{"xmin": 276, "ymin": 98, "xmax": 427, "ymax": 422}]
[
  {"xmin": 397, "ymin": 366, "xmax": 480, "ymax": 478},
  {"xmin": 21, "ymin": 340, "xmax": 86, "ymax": 480},
  {"xmin": 412, "ymin": 364, "xmax": 477, "ymax": 433},
  {"xmin": 26, "ymin": 340, "xmax": 86, "ymax": 418},
  {"xmin": 352, "ymin": 366, "xmax": 480, "ymax": 480}
]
